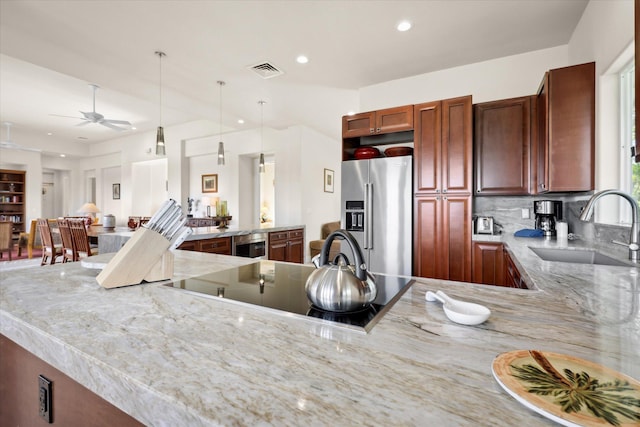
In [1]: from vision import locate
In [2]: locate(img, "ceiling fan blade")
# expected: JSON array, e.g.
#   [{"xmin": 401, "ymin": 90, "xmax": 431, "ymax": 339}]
[
  {"xmin": 100, "ymin": 121, "xmax": 127, "ymax": 131},
  {"xmin": 0, "ymin": 141, "xmax": 41, "ymax": 152},
  {"xmin": 49, "ymin": 113, "xmax": 83, "ymax": 119},
  {"xmin": 75, "ymin": 120, "xmax": 91, "ymax": 127},
  {"xmin": 103, "ymin": 119, "xmax": 131, "ymax": 126}
]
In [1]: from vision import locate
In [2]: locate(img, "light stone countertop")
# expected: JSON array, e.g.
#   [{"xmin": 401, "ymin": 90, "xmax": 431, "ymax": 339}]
[{"xmin": 1, "ymin": 234, "xmax": 638, "ymax": 426}]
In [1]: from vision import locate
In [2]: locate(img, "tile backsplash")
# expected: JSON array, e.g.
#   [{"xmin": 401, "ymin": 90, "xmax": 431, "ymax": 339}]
[{"xmin": 473, "ymin": 194, "xmax": 633, "ymax": 249}]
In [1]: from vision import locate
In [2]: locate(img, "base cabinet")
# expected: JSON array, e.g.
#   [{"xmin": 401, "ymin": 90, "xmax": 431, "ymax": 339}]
[
  {"xmin": 472, "ymin": 241, "xmax": 505, "ymax": 286},
  {"xmin": 414, "ymin": 195, "xmax": 472, "ymax": 281},
  {"xmin": 471, "ymin": 242, "xmax": 528, "ymax": 289},
  {"xmin": 504, "ymin": 250, "xmax": 527, "ymax": 289},
  {"xmin": 178, "ymin": 236, "xmax": 231, "ymax": 255},
  {"xmin": 268, "ymin": 229, "xmax": 304, "ymax": 263},
  {"xmin": 0, "ymin": 335, "xmax": 143, "ymax": 426}
]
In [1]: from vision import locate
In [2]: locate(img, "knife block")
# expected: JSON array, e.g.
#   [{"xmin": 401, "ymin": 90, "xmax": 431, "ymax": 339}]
[{"xmin": 96, "ymin": 227, "xmax": 173, "ymax": 289}]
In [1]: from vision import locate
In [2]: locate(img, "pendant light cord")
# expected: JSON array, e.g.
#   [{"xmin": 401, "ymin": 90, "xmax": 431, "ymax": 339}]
[
  {"xmin": 218, "ymin": 81, "xmax": 224, "ymax": 140},
  {"xmin": 156, "ymin": 51, "xmax": 165, "ymax": 126}
]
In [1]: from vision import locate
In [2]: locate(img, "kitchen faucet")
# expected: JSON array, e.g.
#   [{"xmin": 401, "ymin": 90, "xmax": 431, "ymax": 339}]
[{"xmin": 579, "ymin": 189, "xmax": 640, "ymax": 262}]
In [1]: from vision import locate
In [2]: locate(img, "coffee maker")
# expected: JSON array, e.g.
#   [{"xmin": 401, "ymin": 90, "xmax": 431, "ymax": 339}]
[{"xmin": 534, "ymin": 200, "xmax": 563, "ymax": 237}]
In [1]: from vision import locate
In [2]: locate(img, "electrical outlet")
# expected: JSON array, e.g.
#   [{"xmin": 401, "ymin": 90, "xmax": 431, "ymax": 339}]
[
  {"xmin": 38, "ymin": 375, "xmax": 52, "ymax": 423},
  {"xmin": 521, "ymin": 208, "xmax": 530, "ymax": 219}
]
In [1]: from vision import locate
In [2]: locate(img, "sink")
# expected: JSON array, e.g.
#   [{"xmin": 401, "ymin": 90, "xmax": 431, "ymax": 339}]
[{"xmin": 528, "ymin": 247, "xmax": 632, "ymax": 267}]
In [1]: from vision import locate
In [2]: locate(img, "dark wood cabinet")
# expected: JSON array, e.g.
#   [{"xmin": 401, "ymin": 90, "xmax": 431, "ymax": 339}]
[
  {"xmin": 178, "ymin": 236, "xmax": 231, "ymax": 255},
  {"xmin": 474, "ymin": 96, "xmax": 535, "ymax": 195},
  {"xmin": 472, "ymin": 242, "xmax": 529, "ymax": 289},
  {"xmin": 504, "ymin": 250, "xmax": 527, "ymax": 289},
  {"xmin": 0, "ymin": 335, "xmax": 143, "ymax": 426},
  {"xmin": 0, "ymin": 169, "xmax": 26, "ymax": 239},
  {"xmin": 413, "ymin": 96, "xmax": 472, "ymax": 281},
  {"xmin": 198, "ymin": 236, "xmax": 232, "ymax": 254},
  {"xmin": 635, "ymin": 0, "xmax": 639, "ymax": 162},
  {"xmin": 342, "ymin": 105, "xmax": 413, "ymax": 138},
  {"xmin": 472, "ymin": 241, "xmax": 505, "ymax": 286},
  {"xmin": 415, "ymin": 195, "xmax": 472, "ymax": 281},
  {"xmin": 268, "ymin": 228, "xmax": 304, "ymax": 263},
  {"xmin": 177, "ymin": 240, "xmax": 198, "ymax": 251},
  {"xmin": 536, "ymin": 62, "xmax": 595, "ymax": 193}
]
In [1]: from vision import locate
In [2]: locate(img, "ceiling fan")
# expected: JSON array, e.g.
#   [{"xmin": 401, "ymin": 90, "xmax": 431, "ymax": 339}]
[
  {"xmin": 0, "ymin": 122, "xmax": 41, "ymax": 152},
  {"xmin": 52, "ymin": 84, "xmax": 132, "ymax": 131}
]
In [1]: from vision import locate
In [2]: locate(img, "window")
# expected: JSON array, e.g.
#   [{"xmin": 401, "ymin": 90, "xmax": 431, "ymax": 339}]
[{"xmin": 619, "ymin": 60, "xmax": 637, "ymax": 224}]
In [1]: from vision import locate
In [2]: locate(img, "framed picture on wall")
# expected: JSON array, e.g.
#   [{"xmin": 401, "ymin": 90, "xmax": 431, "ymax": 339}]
[
  {"xmin": 202, "ymin": 174, "xmax": 218, "ymax": 193},
  {"xmin": 112, "ymin": 183, "xmax": 120, "ymax": 200},
  {"xmin": 324, "ymin": 169, "xmax": 334, "ymax": 193}
]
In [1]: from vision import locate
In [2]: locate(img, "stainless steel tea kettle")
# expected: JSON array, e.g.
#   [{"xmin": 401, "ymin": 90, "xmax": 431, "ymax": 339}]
[{"xmin": 305, "ymin": 230, "xmax": 377, "ymax": 312}]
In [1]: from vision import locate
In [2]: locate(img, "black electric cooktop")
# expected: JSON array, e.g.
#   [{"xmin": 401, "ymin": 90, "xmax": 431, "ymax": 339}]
[{"xmin": 165, "ymin": 261, "xmax": 414, "ymax": 333}]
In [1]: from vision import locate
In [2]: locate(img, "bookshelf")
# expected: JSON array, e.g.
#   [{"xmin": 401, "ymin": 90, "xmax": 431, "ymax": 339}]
[{"xmin": 0, "ymin": 169, "xmax": 26, "ymax": 239}]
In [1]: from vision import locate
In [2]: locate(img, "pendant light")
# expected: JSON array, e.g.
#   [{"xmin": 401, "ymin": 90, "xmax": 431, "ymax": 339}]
[
  {"xmin": 258, "ymin": 100, "xmax": 266, "ymax": 173},
  {"xmin": 155, "ymin": 51, "xmax": 166, "ymax": 155},
  {"xmin": 217, "ymin": 81, "xmax": 226, "ymax": 165}
]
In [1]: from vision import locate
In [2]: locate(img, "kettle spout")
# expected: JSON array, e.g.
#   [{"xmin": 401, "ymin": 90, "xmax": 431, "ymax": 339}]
[{"xmin": 311, "ymin": 254, "xmax": 321, "ymax": 268}]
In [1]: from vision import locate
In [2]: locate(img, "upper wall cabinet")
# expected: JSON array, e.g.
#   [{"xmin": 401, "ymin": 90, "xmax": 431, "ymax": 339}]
[
  {"xmin": 342, "ymin": 105, "xmax": 414, "ymax": 138},
  {"xmin": 474, "ymin": 96, "xmax": 535, "ymax": 195},
  {"xmin": 415, "ymin": 97, "xmax": 473, "ymax": 195},
  {"xmin": 536, "ymin": 62, "xmax": 595, "ymax": 193}
]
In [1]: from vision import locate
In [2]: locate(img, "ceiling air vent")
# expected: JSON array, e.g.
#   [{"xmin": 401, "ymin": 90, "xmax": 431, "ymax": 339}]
[{"xmin": 248, "ymin": 61, "xmax": 285, "ymax": 79}]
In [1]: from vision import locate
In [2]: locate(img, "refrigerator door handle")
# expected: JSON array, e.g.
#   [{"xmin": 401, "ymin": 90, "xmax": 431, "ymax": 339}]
[
  {"xmin": 363, "ymin": 183, "xmax": 369, "ymax": 248},
  {"xmin": 366, "ymin": 182, "xmax": 373, "ymax": 249}
]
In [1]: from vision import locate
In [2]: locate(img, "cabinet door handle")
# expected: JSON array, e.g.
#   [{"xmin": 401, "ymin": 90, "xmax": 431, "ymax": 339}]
[
  {"xmin": 376, "ymin": 127, "xmax": 381, "ymax": 132},
  {"xmin": 442, "ymin": 188, "xmax": 448, "ymax": 193},
  {"xmin": 369, "ymin": 128, "xmax": 375, "ymax": 134},
  {"xmin": 435, "ymin": 189, "xmax": 440, "ymax": 193}
]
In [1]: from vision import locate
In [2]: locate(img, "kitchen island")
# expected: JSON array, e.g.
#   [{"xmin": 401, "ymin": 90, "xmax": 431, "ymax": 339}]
[
  {"xmin": 1, "ymin": 234, "xmax": 638, "ymax": 426},
  {"xmin": 98, "ymin": 223, "xmax": 304, "ymax": 255}
]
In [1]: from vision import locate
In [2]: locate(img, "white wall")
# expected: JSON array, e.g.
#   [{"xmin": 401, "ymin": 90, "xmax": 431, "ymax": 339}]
[
  {"xmin": 297, "ymin": 125, "xmax": 342, "ymax": 244},
  {"xmin": 186, "ymin": 124, "xmax": 341, "ymax": 260},
  {"xmin": 359, "ymin": 45, "xmax": 569, "ymax": 110},
  {"xmin": 101, "ymin": 165, "xmax": 122, "ymax": 221}
]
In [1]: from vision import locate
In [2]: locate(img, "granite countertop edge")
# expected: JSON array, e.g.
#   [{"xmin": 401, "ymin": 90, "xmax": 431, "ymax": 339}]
[{"xmin": 1, "ymin": 233, "xmax": 638, "ymax": 426}]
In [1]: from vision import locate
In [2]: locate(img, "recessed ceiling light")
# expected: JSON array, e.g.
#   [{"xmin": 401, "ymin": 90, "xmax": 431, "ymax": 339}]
[
  {"xmin": 296, "ymin": 55, "xmax": 309, "ymax": 64},
  {"xmin": 397, "ymin": 21, "xmax": 412, "ymax": 32},
  {"xmin": 47, "ymin": 132, "xmax": 53, "ymax": 136},
  {"xmin": 131, "ymin": 126, "xmax": 137, "ymax": 130},
  {"xmin": 238, "ymin": 119, "xmax": 245, "ymax": 124},
  {"xmin": 60, "ymin": 154, "xmax": 66, "ymax": 157}
]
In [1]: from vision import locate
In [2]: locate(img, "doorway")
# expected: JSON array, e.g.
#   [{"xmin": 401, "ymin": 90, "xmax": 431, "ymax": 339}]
[
  {"xmin": 260, "ymin": 159, "xmax": 275, "ymax": 225},
  {"xmin": 41, "ymin": 182, "xmax": 55, "ymax": 219}
]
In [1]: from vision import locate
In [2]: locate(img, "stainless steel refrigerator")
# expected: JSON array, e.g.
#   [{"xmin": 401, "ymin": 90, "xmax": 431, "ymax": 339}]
[{"xmin": 341, "ymin": 155, "xmax": 412, "ymax": 276}]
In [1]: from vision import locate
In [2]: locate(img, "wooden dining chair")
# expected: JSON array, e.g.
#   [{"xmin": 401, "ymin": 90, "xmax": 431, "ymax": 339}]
[
  {"xmin": 0, "ymin": 221, "xmax": 14, "ymax": 261},
  {"xmin": 68, "ymin": 219, "xmax": 98, "ymax": 260},
  {"xmin": 57, "ymin": 219, "xmax": 76, "ymax": 262},
  {"xmin": 37, "ymin": 218, "xmax": 62, "ymax": 265}
]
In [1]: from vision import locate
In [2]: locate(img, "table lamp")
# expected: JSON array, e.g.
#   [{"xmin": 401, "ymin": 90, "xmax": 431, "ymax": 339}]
[{"xmin": 78, "ymin": 202, "xmax": 100, "ymax": 225}]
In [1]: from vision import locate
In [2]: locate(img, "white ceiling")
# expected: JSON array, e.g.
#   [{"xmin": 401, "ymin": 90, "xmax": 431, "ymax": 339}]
[{"xmin": 0, "ymin": 0, "xmax": 588, "ymax": 154}]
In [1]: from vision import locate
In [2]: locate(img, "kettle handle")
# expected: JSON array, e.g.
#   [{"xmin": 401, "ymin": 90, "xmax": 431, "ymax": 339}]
[{"xmin": 320, "ymin": 229, "xmax": 367, "ymax": 281}]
